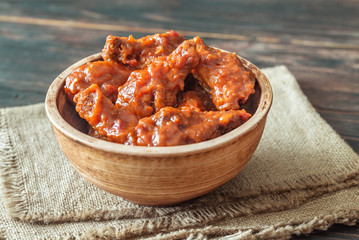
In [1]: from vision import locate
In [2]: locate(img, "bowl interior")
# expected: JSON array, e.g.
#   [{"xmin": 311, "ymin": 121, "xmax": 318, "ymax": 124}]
[
  {"xmin": 57, "ymin": 86, "xmax": 89, "ymax": 134},
  {"xmin": 57, "ymin": 63, "xmax": 261, "ymax": 136},
  {"xmin": 57, "ymin": 77, "xmax": 261, "ymax": 137},
  {"xmin": 47, "ymin": 53, "xmax": 272, "ymax": 156}
]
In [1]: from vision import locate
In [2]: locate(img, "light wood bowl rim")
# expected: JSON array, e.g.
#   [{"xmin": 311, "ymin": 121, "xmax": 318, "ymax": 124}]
[{"xmin": 45, "ymin": 52, "xmax": 272, "ymax": 157}]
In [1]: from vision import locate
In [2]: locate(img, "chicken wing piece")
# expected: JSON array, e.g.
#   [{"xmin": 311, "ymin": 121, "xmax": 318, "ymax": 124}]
[
  {"xmin": 177, "ymin": 91, "xmax": 207, "ymax": 111},
  {"xmin": 102, "ymin": 30, "xmax": 186, "ymax": 69},
  {"xmin": 179, "ymin": 74, "xmax": 217, "ymax": 111},
  {"xmin": 192, "ymin": 37, "xmax": 256, "ymax": 110},
  {"xmin": 116, "ymin": 39, "xmax": 200, "ymax": 118},
  {"xmin": 177, "ymin": 89, "xmax": 216, "ymax": 111},
  {"xmin": 136, "ymin": 107, "xmax": 251, "ymax": 146},
  {"xmin": 75, "ymin": 84, "xmax": 138, "ymax": 145},
  {"xmin": 65, "ymin": 61, "xmax": 132, "ymax": 103}
]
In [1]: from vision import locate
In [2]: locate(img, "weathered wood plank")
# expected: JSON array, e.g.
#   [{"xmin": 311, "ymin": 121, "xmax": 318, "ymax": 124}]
[
  {"xmin": 292, "ymin": 223, "xmax": 359, "ymax": 239},
  {"xmin": 1, "ymin": 22, "xmax": 358, "ymax": 147},
  {"xmin": 0, "ymin": 0, "xmax": 358, "ymax": 52},
  {"xmin": 344, "ymin": 138, "xmax": 359, "ymax": 154},
  {"xmin": 0, "ymin": 0, "xmax": 358, "ymax": 239},
  {"xmin": 211, "ymin": 40, "xmax": 359, "ymax": 112},
  {"xmin": 317, "ymin": 109, "xmax": 359, "ymax": 140},
  {"xmin": 1, "ymin": 15, "xmax": 359, "ymax": 49},
  {"xmin": 0, "ymin": 0, "xmax": 358, "ymax": 38},
  {"xmin": 316, "ymin": 110, "xmax": 359, "ymax": 152},
  {"xmin": 1, "ymin": 22, "xmax": 358, "ymax": 111}
]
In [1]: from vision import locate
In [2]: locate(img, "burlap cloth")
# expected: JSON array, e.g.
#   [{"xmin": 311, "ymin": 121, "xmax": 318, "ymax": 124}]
[{"xmin": 0, "ymin": 66, "xmax": 358, "ymax": 239}]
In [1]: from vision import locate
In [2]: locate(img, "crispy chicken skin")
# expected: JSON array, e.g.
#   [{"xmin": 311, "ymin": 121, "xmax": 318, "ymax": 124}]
[{"xmin": 102, "ymin": 30, "xmax": 186, "ymax": 69}]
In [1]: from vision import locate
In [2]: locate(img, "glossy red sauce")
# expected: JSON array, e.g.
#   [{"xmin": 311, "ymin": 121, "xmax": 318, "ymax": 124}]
[
  {"xmin": 65, "ymin": 31, "xmax": 255, "ymax": 146},
  {"xmin": 116, "ymin": 39, "xmax": 199, "ymax": 118},
  {"xmin": 192, "ymin": 37, "xmax": 256, "ymax": 110},
  {"xmin": 64, "ymin": 61, "xmax": 131, "ymax": 103},
  {"xmin": 102, "ymin": 30, "xmax": 186, "ymax": 69},
  {"xmin": 136, "ymin": 107, "xmax": 250, "ymax": 146}
]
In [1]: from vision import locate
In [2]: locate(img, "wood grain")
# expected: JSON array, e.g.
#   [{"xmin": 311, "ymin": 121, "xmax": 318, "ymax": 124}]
[
  {"xmin": 1, "ymin": 21, "xmax": 357, "ymax": 153},
  {"xmin": 0, "ymin": 0, "xmax": 358, "ymax": 238}
]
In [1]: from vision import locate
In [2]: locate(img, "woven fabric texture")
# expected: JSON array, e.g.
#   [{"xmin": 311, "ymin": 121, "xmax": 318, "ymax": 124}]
[{"xmin": 0, "ymin": 65, "xmax": 358, "ymax": 239}]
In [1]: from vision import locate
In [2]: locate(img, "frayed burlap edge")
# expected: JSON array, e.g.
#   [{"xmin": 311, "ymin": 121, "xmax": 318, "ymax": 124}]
[
  {"xmin": 5, "ymin": 177, "xmax": 356, "ymax": 240},
  {"xmin": 0, "ymin": 108, "xmax": 29, "ymax": 219},
  {"xmin": 3, "ymin": 163, "xmax": 359, "ymax": 225},
  {"xmin": 0, "ymin": 67, "xmax": 358, "ymax": 225},
  {"xmin": 64, "ymin": 209, "xmax": 359, "ymax": 240},
  {"xmin": 0, "ymin": 101, "xmax": 358, "ymax": 228},
  {"xmin": 0, "ymin": 228, "xmax": 5, "ymax": 240},
  {"xmin": 3, "ymin": 165, "xmax": 359, "ymax": 226}
]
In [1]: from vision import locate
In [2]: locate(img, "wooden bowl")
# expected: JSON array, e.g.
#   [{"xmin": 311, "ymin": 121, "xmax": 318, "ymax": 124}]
[{"xmin": 45, "ymin": 52, "xmax": 272, "ymax": 206}]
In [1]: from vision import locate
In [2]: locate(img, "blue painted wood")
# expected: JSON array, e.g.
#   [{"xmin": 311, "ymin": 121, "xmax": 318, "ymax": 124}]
[{"xmin": 0, "ymin": 1, "xmax": 358, "ymax": 238}]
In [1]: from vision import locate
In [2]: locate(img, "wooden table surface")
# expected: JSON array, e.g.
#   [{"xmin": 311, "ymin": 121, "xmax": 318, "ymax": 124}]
[{"xmin": 0, "ymin": 0, "xmax": 358, "ymax": 238}]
